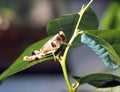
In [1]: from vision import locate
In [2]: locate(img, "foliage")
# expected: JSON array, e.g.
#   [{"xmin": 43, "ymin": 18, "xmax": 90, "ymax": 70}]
[
  {"xmin": 0, "ymin": 0, "xmax": 120, "ymax": 92},
  {"xmin": 73, "ymin": 73, "xmax": 120, "ymax": 88}
]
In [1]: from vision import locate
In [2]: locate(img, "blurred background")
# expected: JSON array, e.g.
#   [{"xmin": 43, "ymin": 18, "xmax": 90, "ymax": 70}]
[{"xmin": 0, "ymin": 0, "xmax": 119, "ymax": 92}]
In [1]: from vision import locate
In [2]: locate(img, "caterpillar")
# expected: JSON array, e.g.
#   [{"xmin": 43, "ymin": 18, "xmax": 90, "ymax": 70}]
[
  {"xmin": 24, "ymin": 31, "xmax": 66, "ymax": 61},
  {"xmin": 81, "ymin": 33, "xmax": 118, "ymax": 70}
]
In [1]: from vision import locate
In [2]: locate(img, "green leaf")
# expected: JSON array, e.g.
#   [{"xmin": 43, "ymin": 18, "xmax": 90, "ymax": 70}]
[
  {"xmin": 73, "ymin": 73, "xmax": 120, "ymax": 88},
  {"xmin": 95, "ymin": 86, "xmax": 120, "ymax": 92},
  {"xmin": 100, "ymin": 2, "xmax": 120, "ymax": 29},
  {"xmin": 46, "ymin": 8, "xmax": 98, "ymax": 47},
  {"xmin": 115, "ymin": 6, "xmax": 120, "ymax": 30},
  {"xmin": 83, "ymin": 30, "xmax": 120, "ymax": 66},
  {"xmin": 0, "ymin": 36, "xmax": 54, "ymax": 81}
]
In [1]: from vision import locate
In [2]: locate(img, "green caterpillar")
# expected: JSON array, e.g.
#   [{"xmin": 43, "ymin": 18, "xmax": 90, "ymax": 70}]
[{"xmin": 81, "ymin": 33, "xmax": 118, "ymax": 70}]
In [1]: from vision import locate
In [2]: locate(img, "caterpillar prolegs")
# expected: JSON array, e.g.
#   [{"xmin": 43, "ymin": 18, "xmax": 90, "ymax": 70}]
[{"xmin": 81, "ymin": 33, "xmax": 118, "ymax": 70}]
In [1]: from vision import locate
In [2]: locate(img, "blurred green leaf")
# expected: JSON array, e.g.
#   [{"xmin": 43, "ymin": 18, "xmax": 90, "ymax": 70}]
[
  {"xmin": 115, "ymin": 6, "xmax": 120, "ymax": 30},
  {"xmin": 46, "ymin": 8, "xmax": 98, "ymax": 47},
  {"xmin": 0, "ymin": 36, "xmax": 54, "ymax": 81},
  {"xmin": 73, "ymin": 73, "xmax": 120, "ymax": 88},
  {"xmin": 100, "ymin": 2, "xmax": 120, "ymax": 29},
  {"xmin": 95, "ymin": 85, "xmax": 120, "ymax": 92}
]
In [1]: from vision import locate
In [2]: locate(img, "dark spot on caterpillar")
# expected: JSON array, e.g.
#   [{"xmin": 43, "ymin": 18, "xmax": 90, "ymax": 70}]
[
  {"xmin": 35, "ymin": 57, "xmax": 39, "ymax": 60},
  {"xmin": 58, "ymin": 32, "xmax": 65, "ymax": 42},
  {"xmin": 51, "ymin": 42, "xmax": 57, "ymax": 47},
  {"xmin": 31, "ymin": 52, "xmax": 36, "ymax": 55},
  {"xmin": 56, "ymin": 36, "xmax": 62, "ymax": 41}
]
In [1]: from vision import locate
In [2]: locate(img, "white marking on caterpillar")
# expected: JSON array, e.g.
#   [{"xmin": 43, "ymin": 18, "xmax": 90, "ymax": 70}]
[
  {"xmin": 81, "ymin": 33, "xmax": 118, "ymax": 70},
  {"xmin": 24, "ymin": 31, "xmax": 66, "ymax": 61}
]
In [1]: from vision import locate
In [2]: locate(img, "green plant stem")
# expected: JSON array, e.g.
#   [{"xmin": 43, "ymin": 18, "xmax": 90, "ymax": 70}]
[
  {"xmin": 60, "ymin": 58, "xmax": 74, "ymax": 92},
  {"xmin": 60, "ymin": 31, "xmax": 79, "ymax": 92},
  {"xmin": 59, "ymin": 0, "xmax": 93, "ymax": 92}
]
